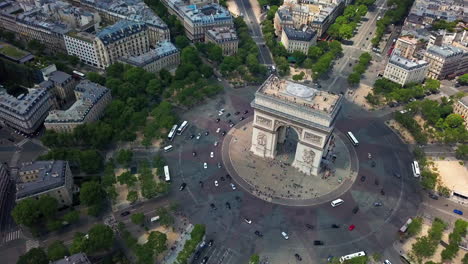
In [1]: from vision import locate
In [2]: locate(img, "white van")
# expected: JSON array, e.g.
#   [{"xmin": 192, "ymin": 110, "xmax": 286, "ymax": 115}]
[
  {"xmin": 331, "ymin": 199, "xmax": 344, "ymax": 207},
  {"xmin": 150, "ymin": 216, "xmax": 160, "ymax": 222},
  {"xmin": 163, "ymin": 145, "xmax": 173, "ymax": 152}
]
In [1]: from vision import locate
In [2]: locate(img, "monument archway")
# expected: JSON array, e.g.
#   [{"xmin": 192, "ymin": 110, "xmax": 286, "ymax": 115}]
[{"xmin": 250, "ymin": 75, "xmax": 342, "ymax": 176}]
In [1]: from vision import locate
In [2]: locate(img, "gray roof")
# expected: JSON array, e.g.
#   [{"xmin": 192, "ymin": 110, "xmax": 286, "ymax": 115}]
[
  {"xmin": 38, "ymin": 80, "xmax": 54, "ymax": 90},
  {"xmin": 0, "ymin": 88, "xmax": 50, "ymax": 116},
  {"xmin": 460, "ymin": 96, "xmax": 468, "ymax": 107},
  {"xmin": 51, "ymin": 253, "xmax": 91, "ymax": 264},
  {"xmin": 97, "ymin": 20, "xmax": 147, "ymax": 45},
  {"xmin": 178, "ymin": 3, "xmax": 232, "ymax": 24},
  {"xmin": 49, "ymin": 71, "xmax": 72, "ymax": 85},
  {"xmin": 206, "ymin": 27, "xmax": 238, "ymax": 42},
  {"xmin": 119, "ymin": 40, "xmax": 178, "ymax": 67},
  {"xmin": 283, "ymin": 27, "xmax": 316, "ymax": 42},
  {"xmin": 277, "ymin": 8, "xmax": 292, "ymax": 21},
  {"xmin": 426, "ymin": 45, "xmax": 465, "ymax": 58},
  {"xmin": 389, "ymin": 53, "xmax": 428, "ymax": 70},
  {"xmin": 16, "ymin": 160, "xmax": 69, "ymax": 200}
]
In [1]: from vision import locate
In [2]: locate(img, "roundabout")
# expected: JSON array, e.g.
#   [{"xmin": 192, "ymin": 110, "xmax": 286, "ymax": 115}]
[{"xmin": 162, "ymin": 82, "xmax": 421, "ymax": 264}]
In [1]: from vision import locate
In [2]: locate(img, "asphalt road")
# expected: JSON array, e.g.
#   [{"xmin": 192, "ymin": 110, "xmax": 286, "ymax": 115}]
[{"xmin": 235, "ymin": 0, "xmax": 274, "ymax": 65}]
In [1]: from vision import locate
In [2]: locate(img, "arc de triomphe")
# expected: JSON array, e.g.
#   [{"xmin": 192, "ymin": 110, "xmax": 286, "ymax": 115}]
[{"xmin": 250, "ymin": 75, "xmax": 342, "ymax": 176}]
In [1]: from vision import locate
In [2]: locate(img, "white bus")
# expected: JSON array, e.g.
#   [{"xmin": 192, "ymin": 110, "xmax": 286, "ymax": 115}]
[
  {"xmin": 167, "ymin": 125, "xmax": 178, "ymax": 141},
  {"xmin": 164, "ymin": 165, "xmax": 170, "ymax": 182},
  {"xmin": 399, "ymin": 218, "xmax": 413, "ymax": 233},
  {"xmin": 177, "ymin": 121, "xmax": 188, "ymax": 135},
  {"xmin": 347, "ymin": 131, "xmax": 359, "ymax": 146},
  {"xmin": 340, "ymin": 251, "xmax": 366, "ymax": 263},
  {"xmin": 411, "ymin": 161, "xmax": 420, "ymax": 177},
  {"xmin": 72, "ymin": 70, "xmax": 85, "ymax": 78}
]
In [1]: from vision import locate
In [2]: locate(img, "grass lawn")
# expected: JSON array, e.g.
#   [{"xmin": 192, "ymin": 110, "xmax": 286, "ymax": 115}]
[{"xmin": 0, "ymin": 43, "xmax": 28, "ymax": 59}]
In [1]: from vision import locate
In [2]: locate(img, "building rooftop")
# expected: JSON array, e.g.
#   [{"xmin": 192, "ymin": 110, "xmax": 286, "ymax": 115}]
[
  {"xmin": 119, "ymin": 40, "xmax": 178, "ymax": 67},
  {"xmin": 258, "ymin": 75, "xmax": 340, "ymax": 115},
  {"xmin": 277, "ymin": 7, "xmax": 292, "ymax": 21},
  {"xmin": 82, "ymin": 0, "xmax": 168, "ymax": 29},
  {"xmin": 16, "ymin": 160, "xmax": 69, "ymax": 200},
  {"xmin": 389, "ymin": 53, "xmax": 428, "ymax": 70},
  {"xmin": 206, "ymin": 27, "xmax": 238, "ymax": 42},
  {"xmin": 0, "ymin": 42, "xmax": 34, "ymax": 63},
  {"xmin": 45, "ymin": 80, "xmax": 110, "ymax": 123},
  {"xmin": 0, "ymin": 88, "xmax": 50, "ymax": 116},
  {"xmin": 97, "ymin": 20, "xmax": 147, "ymax": 45},
  {"xmin": 49, "ymin": 71, "xmax": 72, "ymax": 85},
  {"xmin": 397, "ymin": 36, "xmax": 419, "ymax": 45},
  {"xmin": 51, "ymin": 253, "xmax": 91, "ymax": 264},
  {"xmin": 426, "ymin": 45, "xmax": 465, "ymax": 58},
  {"xmin": 283, "ymin": 27, "xmax": 316, "ymax": 41},
  {"xmin": 66, "ymin": 31, "xmax": 95, "ymax": 43},
  {"xmin": 179, "ymin": 3, "xmax": 232, "ymax": 24},
  {"xmin": 459, "ymin": 96, "xmax": 468, "ymax": 107}
]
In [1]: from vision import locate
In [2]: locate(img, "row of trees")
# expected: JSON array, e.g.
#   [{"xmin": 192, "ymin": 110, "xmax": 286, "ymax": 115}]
[
  {"xmin": 176, "ymin": 224, "xmax": 206, "ymax": 264},
  {"xmin": 441, "ymin": 219, "xmax": 468, "ymax": 261},
  {"xmin": 347, "ymin": 52, "xmax": 372, "ymax": 85},
  {"xmin": 410, "ymin": 218, "xmax": 446, "ymax": 263},
  {"xmin": 38, "ymin": 148, "xmax": 103, "ymax": 174},
  {"xmin": 372, "ymin": 78, "xmax": 440, "ymax": 104},
  {"xmin": 12, "ymin": 196, "xmax": 79, "ymax": 236},
  {"xmin": 394, "ymin": 112, "xmax": 427, "ymax": 144},
  {"xmin": 371, "ymin": 0, "xmax": 415, "ymax": 47},
  {"xmin": 328, "ymin": 4, "xmax": 370, "ymax": 40}
]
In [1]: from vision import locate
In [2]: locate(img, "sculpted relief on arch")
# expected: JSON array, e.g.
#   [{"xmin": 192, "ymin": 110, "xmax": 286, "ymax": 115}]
[{"xmin": 256, "ymin": 116, "xmax": 272, "ymax": 128}]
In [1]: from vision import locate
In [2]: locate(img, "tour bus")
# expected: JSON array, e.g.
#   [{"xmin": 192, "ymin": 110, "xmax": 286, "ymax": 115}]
[
  {"xmin": 164, "ymin": 165, "xmax": 170, "ymax": 182},
  {"xmin": 346, "ymin": 131, "xmax": 359, "ymax": 146},
  {"xmin": 411, "ymin": 161, "xmax": 420, "ymax": 177},
  {"xmin": 339, "ymin": 251, "xmax": 366, "ymax": 263},
  {"xmin": 331, "ymin": 198, "xmax": 344, "ymax": 207},
  {"xmin": 167, "ymin": 125, "xmax": 178, "ymax": 141},
  {"xmin": 177, "ymin": 121, "xmax": 188, "ymax": 135},
  {"xmin": 72, "ymin": 70, "xmax": 85, "ymax": 78},
  {"xmin": 399, "ymin": 218, "xmax": 413, "ymax": 233},
  {"xmin": 163, "ymin": 145, "xmax": 173, "ymax": 152}
]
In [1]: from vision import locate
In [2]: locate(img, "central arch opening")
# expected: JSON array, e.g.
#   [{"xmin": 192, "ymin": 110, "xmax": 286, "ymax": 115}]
[{"xmin": 275, "ymin": 126, "xmax": 299, "ymax": 164}]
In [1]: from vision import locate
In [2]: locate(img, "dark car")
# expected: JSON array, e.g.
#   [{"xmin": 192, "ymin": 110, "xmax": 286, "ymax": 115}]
[
  {"xmin": 352, "ymin": 206, "xmax": 359, "ymax": 214},
  {"xmin": 295, "ymin": 254, "xmax": 302, "ymax": 261},
  {"xmin": 201, "ymin": 256, "xmax": 209, "ymax": 264},
  {"xmin": 189, "ymin": 134, "xmax": 195, "ymax": 139},
  {"xmin": 179, "ymin": 183, "xmax": 186, "ymax": 191},
  {"xmin": 393, "ymin": 171, "xmax": 401, "ymax": 178},
  {"xmin": 120, "ymin": 211, "xmax": 130, "ymax": 217},
  {"xmin": 429, "ymin": 193, "xmax": 439, "ymax": 200},
  {"xmin": 226, "ymin": 113, "xmax": 231, "ymax": 117},
  {"xmin": 215, "ymin": 118, "xmax": 220, "ymax": 123},
  {"xmin": 244, "ymin": 110, "xmax": 249, "ymax": 114},
  {"xmin": 221, "ymin": 131, "xmax": 226, "ymax": 136},
  {"xmin": 205, "ymin": 131, "xmax": 209, "ymax": 136},
  {"xmin": 331, "ymin": 224, "xmax": 340, "ymax": 228},
  {"xmin": 208, "ymin": 240, "xmax": 214, "ymax": 247},
  {"xmin": 225, "ymin": 202, "xmax": 231, "ymax": 209},
  {"xmin": 380, "ymin": 189, "xmax": 385, "ymax": 195},
  {"xmin": 194, "ymin": 251, "xmax": 201, "ymax": 260},
  {"xmin": 210, "ymin": 203, "xmax": 216, "ymax": 210},
  {"xmin": 228, "ymin": 119, "xmax": 232, "ymax": 123},
  {"xmin": 199, "ymin": 181, "xmax": 203, "ymax": 188},
  {"xmin": 360, "ymin": 175, "xmax": 366, "ymax": 182},
  {"xmin": 374, "ymin": 202, "xmax": 382, "ymax": 207},
  {"xmin": 254, "ymin": 230, "xmax": 263, "ymax": 237},
  {"xmin": 220, "ymin": 176, "xmax": 225, "ymax": 181},
  {"xmin": 313, "ymin": 240, "xmax": 324, "ymax": 245},
  {"xmin": 192, "ymin": 151, "xmax": 197, "ymax": 157},
  {"xmin": 235, "ymin": 111, "xmax": 240, "ymax": 115},
  {"xmin": 240, "ymin": 116, "xmax": 245, "ymax": 121},
  {"xmin": 305, "ymin": 224, "xmax": 314, "ymax": 230},
  {"xmin": 226, "ymin": 174, "xmax": 231, "ymax": 179},
  {"xmin": 454, "ymin": 209, "xmax": 463, "ymax": 215}
]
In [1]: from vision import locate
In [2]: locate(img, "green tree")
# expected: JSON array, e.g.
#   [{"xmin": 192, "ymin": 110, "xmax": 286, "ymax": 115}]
[
  {"xmin": 155, "ymin": 207, "xmax": 174, "ymax": 227},
  {"xmin": 38, "ymin": 196, "xmax": 58, "ymax": 219},
  {"xmin": 412, "ymin": 236, "xmax": 436, "ymax": 261},
  {"xmin": 444, "ymin": 114, "xmax": 464, "ymax": 128},
  {"xmin": 62, "ymin": 210, "xmax": 80, "ymax": 224},
  {"xmin": 86, "ymin": 224, "xmax": 115, "ymax": 253},
  {"xmin": 118, "ymin": 171, "xmax": 138, "ymax": 187},
  {"xmin": 421, "ymin": 170, "xmax": 438, "ymax": 190},
  {"xmin": 348, "ymin": 72, "xmax": 361, "ymax": 85},
  {"xmin": 463, "ymin": 252, "xmax": 468, "ymax": 264},
  {"xmin": 86, "ymin": 72, "xmax": 106, "ymax": 85},
  {"xmin": 127, "ymin": 190, "xmax": 138, "ymax": 203},
  {"xmin": 458, "ymin": 73, "xmax": 468, "ymax": 85},
  {"xmin": 249, "ymin": 254, "xmax": 260, "ymax": 264},
  {"xmin": 131, "ymin": 213, "xmax": 145, "ymax": 226},
  {"xmin": 12, "ymin": 198, "xmax": 40, "ymax": 227},
  {"xmin": 116, "ymin": 149, "xmax": 133, "ymax": 167},
  {"xmin": 80, "ymin": 181, "xmax": 105, "ymax": 206},
  {"xmin": 147, "ymin": 231, "xmax": 167, "ymax": 255},
  {"xmin": 456, "ymin": 145, "xmax": 468, "ymax": 160},
  {"xmin": 47, "ymin": 241, "xmax": 69, "ymax": 261},
  {"xmin": 407, "ymin": 217, "xmax": 423, "ymax": 237},
  {"xmin": 424, "ymin": 79, "xmax": 440, "ymax": 92},
  {"xmin": 17, "ymin": 248, "xmax": 48, "ymax": 264},
  {"xmin": 174, "ymin": 35, "xmax": 190, "ymax": 49}
]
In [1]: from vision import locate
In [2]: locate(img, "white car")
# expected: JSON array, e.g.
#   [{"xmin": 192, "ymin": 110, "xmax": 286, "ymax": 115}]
[
  {"xmin": 203, "ymin": 163, "xmax": 207, "ymax": 169},
  {"xmin": 214, "ymin": 180, "xmax": 219, "ymax": 187},
  {"xmin": 384, "ymin": 260, "xmax": 392, "ymax": 264},
  {"xmin": 217, "ymin": 163, "xmax": 222, "ymax": 168},
  {"xmin": 210, "ymin": 152, "xmax": 214, "ymax": 158},
  {"xmin": 216, "ymin": 128, "xmax": 221, "ymax": 133},
  {"xmin": 281, "ymin": 231, "xmax": 289, "ymax": 240},
  {"xmin": 244, "ymin": 218, "xmax": 252, "ymax": 224},
  {"xmin": 214, "ymin": 141, "xmax": 218, "ymax": 147},
  {"xmin": 196, "ymin": 133, "xmax": 201, "ymax": 140},
  {"xmin": 230, "ymin": 183, "xmax": 236, "ymax": 190}
]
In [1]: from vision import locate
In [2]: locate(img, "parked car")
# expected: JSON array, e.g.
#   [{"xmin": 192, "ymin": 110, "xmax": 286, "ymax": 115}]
[
  {"xmin": 208, "ymin": 240, "xmax": 214, "ymax": 247},
  {"xmin": 428, "ymin": 193, "xmax": 439, "ymax": 200},
  {"xmin": 201, "ymin": 256, "xmax": 209, "ymax": 264},
  {"xmin": 120, "ymin": 211, "xmax": 130, "ymax": 217}
]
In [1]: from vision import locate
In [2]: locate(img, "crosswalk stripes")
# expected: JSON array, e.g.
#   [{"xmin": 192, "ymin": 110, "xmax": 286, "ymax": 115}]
[{"xmin": 4, "ymin": 230, "xmax": 21, "ymax": 243}]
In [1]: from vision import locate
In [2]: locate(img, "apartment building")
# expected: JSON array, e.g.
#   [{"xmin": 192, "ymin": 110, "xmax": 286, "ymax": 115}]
[
  {"xmin": 394, "ymin": 36, "xmax": 424, "ymax": 59},
  {"xmin": 454, "ymin": 96, "xmax": 468, "ymax": 130},
  {"xmin": 162, "ymin": 0, "xmax": 233, "ymax": 42},
  {"xmin": 205, "ymin": 27, "xmax": 239, "ymax": 56},
  {"xmin": 423, "ymin": 45, "xmax": 468, "ymax": 79},
  {"xmin": 281, "ymin": 27, "xmax": 317, "ymax": 54},
  {"xmin": 64, "ymin": 32, "xmax": 103, "ymax": 68},
  {"xmin": 80, "ymin": 0, "xmax": 170, "ymax": 45},
  {"xmin": 274, "ymin": 0, "xmax": 344, "ymax": 38},
  {"xmin": 0, "ymin": 88, "xmax": 53, "ymax": 134},
  {"xmin": 48, "ymin": 71, "xmax": 77, "ymax": 105},
  {"xmin": 95, "ymin": 20, "xmax": 150, "ymax": 68},
  {"xmin": 119, "ymin": 40, "xmax": 180, "ymax": 73},
  {"xmin": 16, "ymin": 160, "xmax": 73, "ymax": 206},
  {"xmin": 45, "ymin": 80, "xmax": 111, "ymax": 133},
  {"xmin": 0, "ymin": 164, "xmax": 12, "ymax": 230},
  {"xmin": 383, "ymin": 53, "xmax": 429, "ymax": 86}
]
